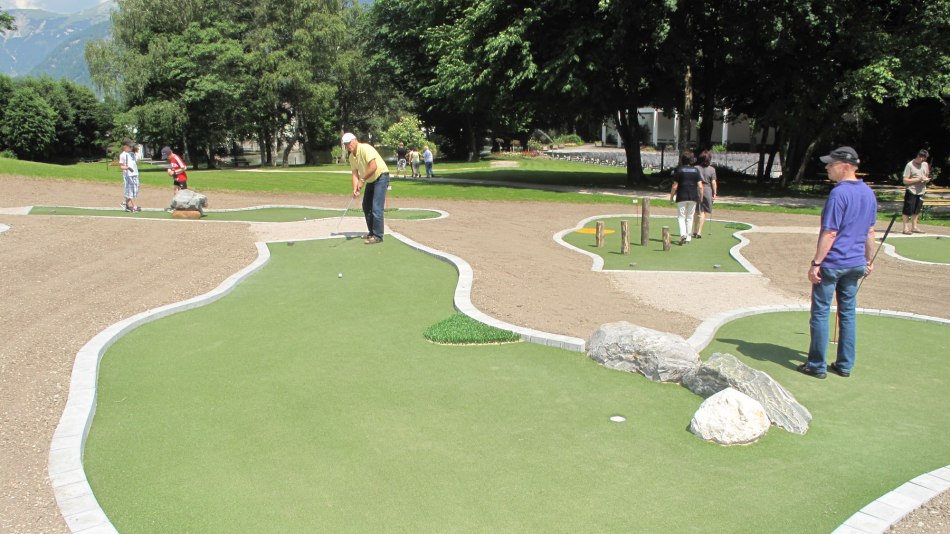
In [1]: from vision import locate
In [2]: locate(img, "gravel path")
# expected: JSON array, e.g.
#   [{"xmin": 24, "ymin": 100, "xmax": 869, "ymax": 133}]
[{"xmin": 1, "ymin": 175, "xmax": 947, "ymax": 532}]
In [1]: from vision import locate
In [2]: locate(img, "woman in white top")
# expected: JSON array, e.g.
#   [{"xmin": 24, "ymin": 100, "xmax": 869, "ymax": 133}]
[{"xmin": 901, "ymin": 149, "xmax": 930, "ymax": 234}]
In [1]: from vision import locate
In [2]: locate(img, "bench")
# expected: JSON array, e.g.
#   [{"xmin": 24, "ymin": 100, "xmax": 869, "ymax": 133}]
[
  {"xmin": 922, "ymin": 197, "xmax": 950, "ymax": 220},
  {"xmin": 233, "ymin": 158, "xmax": 251, "ymax": 167}
]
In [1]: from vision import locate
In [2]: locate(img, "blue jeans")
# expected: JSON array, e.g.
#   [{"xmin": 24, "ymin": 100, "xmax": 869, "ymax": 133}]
[
  {"xmin": 362, "ymin": 173, "xmax": 389, "ymax": 239},
  {"xmin": 807, "ymin": 265, "xmax": 866, "ymax": 373},
  {"xmin": 424, "ymin": 161, "xmax": 433, "ymax": 178}
]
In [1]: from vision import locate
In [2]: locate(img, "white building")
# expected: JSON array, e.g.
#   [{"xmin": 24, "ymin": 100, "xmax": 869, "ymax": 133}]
[{"xmin": 602, "ymin": 108, "xmax": 776, "ymax": 150}]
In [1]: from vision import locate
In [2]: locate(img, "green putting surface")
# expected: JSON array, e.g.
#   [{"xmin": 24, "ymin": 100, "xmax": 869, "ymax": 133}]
[
  {"xmin": 84, "ymin": 239, "xmax": 950, "ymax": 532},
  {"xmin": 28, "ymin": 206, "xmax": 440, "ymax": 222},
  {"xmin": 887, "ymin": 235, "xmax": 950, "ymax": 264},
  {"xmin": 562, "ymin": 216, "xmax": 751, "ymax": 271}
]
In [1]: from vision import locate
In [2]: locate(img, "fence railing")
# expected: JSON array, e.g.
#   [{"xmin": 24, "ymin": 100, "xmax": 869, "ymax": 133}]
[{"xmin": 546, "ymin": 148, "xmax": 782, "ymax": 177}]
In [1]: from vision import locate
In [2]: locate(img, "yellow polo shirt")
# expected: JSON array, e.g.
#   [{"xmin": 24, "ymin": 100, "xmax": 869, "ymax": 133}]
[{"xmin": 349, "ymin": 143, "xmax": 389, "ymax": 183}]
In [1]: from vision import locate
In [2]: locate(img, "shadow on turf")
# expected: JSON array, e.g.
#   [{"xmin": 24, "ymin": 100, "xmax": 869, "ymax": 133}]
[{"xmin": 717, "ymin": 338, "xmax": 807, "ymax": 371}]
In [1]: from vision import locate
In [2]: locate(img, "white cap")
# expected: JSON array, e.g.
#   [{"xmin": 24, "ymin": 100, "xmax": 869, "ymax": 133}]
[{"xmin": 341, "ymin": 133, "xmax": 356, "ymax": 144}]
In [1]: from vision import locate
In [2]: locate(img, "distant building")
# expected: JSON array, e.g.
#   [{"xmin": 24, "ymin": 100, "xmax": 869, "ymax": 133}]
[{"xmin": 602, "ymin": 108, "xmax": 776, "ymax": 151}]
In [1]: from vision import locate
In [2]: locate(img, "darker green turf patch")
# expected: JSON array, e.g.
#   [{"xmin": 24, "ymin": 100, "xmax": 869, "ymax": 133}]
[
  {"xmin": 28, "ymin": 205, "xmax": 439, "ymax": 222},
  {"xmin": 423, "ymin": 313, "xmax": 521, "ymax": 344},
  {"xmin": 562, "ymin": 216, "xmax": 749, "ymax": 271}
]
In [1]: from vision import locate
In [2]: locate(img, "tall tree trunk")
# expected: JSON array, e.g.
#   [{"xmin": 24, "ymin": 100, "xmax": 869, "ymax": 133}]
[
  {"xmin": 792, "ymin": 137, "xmax": 819, "ymax": 187},
  {"xmin": 697, "ymin": 82, "xmax": 716, "ymax": 150},
  {"xmin": 756, "ymin": 127, "xmax": 769, "ymax": 183},
  {"xmin": 181, "ymin": 132, "xmax": 190, "ymax": 165},
  {"xmin": 678, "ymin": 65, "xmax": 693, "ymax": 152},
  {"xmin": 616, "ymin": 108, "xmax": 644, "ymax": 186}
]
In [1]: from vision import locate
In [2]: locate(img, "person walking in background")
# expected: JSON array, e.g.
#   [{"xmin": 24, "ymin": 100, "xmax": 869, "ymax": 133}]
[
  {"xmin": 343, "ymin": 132, "xmax": 390, "ymax": 244},
  {"xmin": 162, "ymin": 146, "xmax": 188, "ymax": 192},
  {"xmin": 694, "ymin": 149, "xmax": 717, "ymax": 238},
  {"xmin": 119, "ymin": 139, "xmax": 141, "ymax": 212},
  {"xmin": 423, "ymin": 146, "xmax": 434, "ymax": 178},
  {"xmin": 901, "ymin": 148, "xmax": 931, "ymax": 234},
  {"xmin": 395, "ymin": 142, "xmax": 408, "ymax": 179},
  {"xmin": 409, "ymin": 146, "xmax": 421, "ymax": 178},
  {"xmin": 799, "ymin": 146, "xmax": 877, "ymax": 380},
  {"xmin": 669, "ymin": 150, "xmax": 703, "ymax": 245}
]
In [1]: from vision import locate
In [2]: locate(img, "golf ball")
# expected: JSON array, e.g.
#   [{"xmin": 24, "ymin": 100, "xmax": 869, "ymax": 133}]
[
  {"xmin": 713, "ymin": 264, "xmax": 721, "ymax": 269},
  {"xmin": 338, "ymin": 273, "xmax": 343, "ymax": 278},
  {"xmin": 609, "ymin": 415, "xmax": 626, "ymax": 423}
]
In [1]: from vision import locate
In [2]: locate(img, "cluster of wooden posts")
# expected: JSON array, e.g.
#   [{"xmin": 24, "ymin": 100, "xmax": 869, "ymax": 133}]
[{"xmin": 593, "ymin": 198, "xmax": 674, "ymax": 253}]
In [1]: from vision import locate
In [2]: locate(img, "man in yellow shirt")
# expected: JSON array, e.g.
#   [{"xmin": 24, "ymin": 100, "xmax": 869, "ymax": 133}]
[{"xmin": 343, "ymin": 132, "xmax": 391, "ymax": 244}]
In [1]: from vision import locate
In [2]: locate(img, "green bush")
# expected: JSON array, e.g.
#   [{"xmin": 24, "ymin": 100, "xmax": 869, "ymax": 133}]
[
  {"xmin": 526, "ymin": 139, "xmax": 545, "ymax": 152},
  {"xmin": 712, "ymin": 144, "xmax": 728, "ymax": 153},
  {"xmin": 554, "ymin": 134, "xmax": 584, "ymax": 146},
  {"xmin": 0, "ymin": 149, "xmax": 16, "ymax": 159},
  {"xmin": 424, "ymin": 313, "xmax": 521, "ymax": 345}
]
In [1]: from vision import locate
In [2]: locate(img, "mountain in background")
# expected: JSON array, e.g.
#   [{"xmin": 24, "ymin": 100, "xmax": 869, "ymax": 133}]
[{"xmin": 0, "ymin": 1, "xmax": 114, "ymax": 88}]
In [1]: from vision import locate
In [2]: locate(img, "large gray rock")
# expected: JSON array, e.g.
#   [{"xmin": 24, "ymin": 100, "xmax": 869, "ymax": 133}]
[
  {"xmin": 169, "ymin": 189, "xmax": 209, "ymax": 215},
  {"xmin": 588, "ymin": 322, "xmax": 701, "ymax": 383},
  {"xmin": 690, "ymin": 387, "xmax": 770, "ymax": 445},
  {"xmin": 682, "ymin": 352, "xmax": 812, "ymax": 435}
]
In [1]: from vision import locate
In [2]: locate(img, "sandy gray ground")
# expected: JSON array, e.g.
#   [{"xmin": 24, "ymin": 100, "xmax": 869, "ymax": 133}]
[{"xmin": 0, "ymin": 175, "xmax": 947, "ymax": 532}]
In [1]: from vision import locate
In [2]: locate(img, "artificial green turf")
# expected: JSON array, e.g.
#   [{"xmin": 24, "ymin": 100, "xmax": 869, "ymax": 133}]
[
  {"xmin": 423, "ymin": 312, "xmax": 522, "ymax": 344},
  {"xmin": 886, "ymin": 235, "xmax": 950, "ymax": 263},
  {"xmin": 84, "ymin": 237, "xmax": 950, "ymax": 533},
  {"xmin": 28, "ymin": 206, "xmax": 440, "ymax": 222},
  {"xmin": 562, "ymin": 216, "xmax": 751, "ymax": 272}
]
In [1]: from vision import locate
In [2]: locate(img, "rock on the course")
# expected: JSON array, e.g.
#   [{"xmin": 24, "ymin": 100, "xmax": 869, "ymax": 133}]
[
  {"xmin": 588, "ymin": 321, "xmax": 700, "ymax": 383},
  {"xmin": 690, "ymin": 387, "xmax": 770, "ymax": 445}
]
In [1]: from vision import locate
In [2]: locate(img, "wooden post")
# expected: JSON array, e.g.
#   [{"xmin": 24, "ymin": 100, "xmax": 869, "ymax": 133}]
[
  {"xmin": 621, "ymin": 220, "xmax": 630, "ymax": 255},
  {"xmin": 596, "ymin": 221, "xmax": 605, "ymax": 248},
  {"xmin": 641, "ymin": 197, "xmax": 650, "ymax": 246},
  {"xmin": 662, "ymin": 226, "xmax": 671, "ymax": 251}
]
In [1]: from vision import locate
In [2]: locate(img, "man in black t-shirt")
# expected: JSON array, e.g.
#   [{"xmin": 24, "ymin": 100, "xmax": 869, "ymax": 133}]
[{"xmin": 669, "ymin": 150, "xmax": 704, "ymax": 245}]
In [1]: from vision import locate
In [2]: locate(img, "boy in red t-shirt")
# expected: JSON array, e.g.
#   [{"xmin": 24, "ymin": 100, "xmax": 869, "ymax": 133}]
[{"xmin": 161, "ymin": 146, "xmax": 188, "ymax": 191}]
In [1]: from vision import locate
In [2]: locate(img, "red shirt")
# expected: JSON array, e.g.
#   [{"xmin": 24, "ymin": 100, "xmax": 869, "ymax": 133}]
[{"xmin": 170, "ymin": 154, "xmax": 188, "ymax": 182}]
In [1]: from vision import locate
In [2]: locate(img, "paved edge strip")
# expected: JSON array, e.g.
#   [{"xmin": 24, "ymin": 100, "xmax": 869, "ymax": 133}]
[
  {"xmin": 48, "ymin": 242, "xmax": 271, "ymax": 533},
  {"xmin": 687, "ymin": 304, "xmax": 950, "ymax": 534},
  {"xmin": 26, "ymin": 205, "xmax": 448, "ymax": 222},
  {"xmin": 0, "ymin": 223, "xmax": 9, "ymax": 233},
  {"xmin": 881, "ymin": 236, "xmax": 950, "ymax": 266},
  {"xmin": 390, "ymin": 231, "xmax": 586, "ymax": 352},
  {"xmin": 553, "ymin": 214, "xmax": 761, "ymax": 275}
]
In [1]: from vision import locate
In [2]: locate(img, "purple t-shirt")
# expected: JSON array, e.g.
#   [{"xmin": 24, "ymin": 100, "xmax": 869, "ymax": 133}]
[{"xmin": 820, "ymin": 180, "xmax": 878, "ymax": 269}]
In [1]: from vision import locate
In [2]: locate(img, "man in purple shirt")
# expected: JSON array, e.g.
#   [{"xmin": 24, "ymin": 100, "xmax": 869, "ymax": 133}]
[{"xmin": 799, "ymin": 146, "xmax": 878, "ymax": 379}]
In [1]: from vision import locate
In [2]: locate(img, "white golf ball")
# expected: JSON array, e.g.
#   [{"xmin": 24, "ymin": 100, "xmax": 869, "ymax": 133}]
[
  {"xmin": 338, "ymin": 273, "xmax": 343, "ymax": 278},
  {"xmin": 609, "ymin": 415, "xmax": 626, "ymax": 423}
]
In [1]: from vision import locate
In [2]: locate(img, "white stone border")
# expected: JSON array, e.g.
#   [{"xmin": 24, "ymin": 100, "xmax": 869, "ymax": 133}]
[
  {"xmin": 687, "ymin": 304, "xmax": 950, "ymax": 534},
  {"xmin": 553, "ymin": 214, "xmax": 761, "ymax": 275},
  {"xmin": 48, "ymin": 242, "xmax": 271, "ymax": 534},
  {"xmin": 880, "ymin": 235, "xmax": 950, "ymax": 266},
  {"xmin": 0, "ymin": 223, "xmax": 9, "ymax": 234}
]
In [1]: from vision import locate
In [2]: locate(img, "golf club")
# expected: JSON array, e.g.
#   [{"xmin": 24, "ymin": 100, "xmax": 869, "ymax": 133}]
[
  {"xmin": 834, "ymin": 212, "xmax": 898, "ymax": 343},
  {"xmin": 333, "ymin": 194, "xmax": 356, "ymax": 235}
]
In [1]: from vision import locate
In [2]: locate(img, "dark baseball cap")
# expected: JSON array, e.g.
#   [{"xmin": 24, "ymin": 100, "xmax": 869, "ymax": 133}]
[
  {"xmin": 819, "ymin": 146, "xmax": 860, "ymax": 165},
  {"xmin": 161, "ymin": 146, "xmax": 172, "ymax": 158}
]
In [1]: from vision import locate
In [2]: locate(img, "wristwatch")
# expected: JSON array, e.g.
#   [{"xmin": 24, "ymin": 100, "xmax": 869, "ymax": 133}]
[{"xmin": 810, "ymin": 260, "xmax": 821, "ymax": 267}]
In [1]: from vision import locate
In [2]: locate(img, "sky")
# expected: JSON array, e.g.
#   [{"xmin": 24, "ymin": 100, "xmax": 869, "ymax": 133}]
[{"xmin": 1, "ymin": 0, "xmax": 107, "ymax": 14}]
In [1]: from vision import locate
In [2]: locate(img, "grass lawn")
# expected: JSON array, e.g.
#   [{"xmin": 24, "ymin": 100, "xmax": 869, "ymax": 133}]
[
  {"xmin": 28, "ymin": 206, "xmax": 440, "ymax": 222},
  {"xmin": 886, "ymin": 235, "xmax": 950, "ymax": 264},
  {"xmin": 562, "ymin": 216, "xmax": 752, "ymax": 272},
  {"xmin": 84, "ymin": 237, "xmax": 950, "ymax": 533}
]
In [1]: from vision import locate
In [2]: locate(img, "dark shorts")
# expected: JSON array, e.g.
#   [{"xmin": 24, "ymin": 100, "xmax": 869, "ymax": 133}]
[
  {"xmin": 699, "ymin": 189, "xmax": 713, "ymax": 213},
  {"xmin": 902, "ymin": 190, "xmax": 923, "ymax": 215},
  {"xmin": 174, "ymin": 179, "xmax": 188, "ymax": 189}
]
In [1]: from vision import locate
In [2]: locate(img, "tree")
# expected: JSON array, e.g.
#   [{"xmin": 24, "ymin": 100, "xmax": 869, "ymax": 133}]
[
  {"xmin": 379, "ymin": 115, "xmax": 427, "ymax": 150},
  {"xmin": 1, "ymin": 10, "xmax": 14, "ymax": 32},
  {"xmin": 0, "ymin": 88, "xmax": 58, "ymax": 160}
]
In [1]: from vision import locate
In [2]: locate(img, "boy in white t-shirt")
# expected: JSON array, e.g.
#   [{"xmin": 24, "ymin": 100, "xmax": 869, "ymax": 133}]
[
  {"xmin": 119, "ymin": 139, "xmax": 142, "ymax": 212},
  {"xmin": 901, "ymin": 149, "xmax": 930, "ymax": 234}
]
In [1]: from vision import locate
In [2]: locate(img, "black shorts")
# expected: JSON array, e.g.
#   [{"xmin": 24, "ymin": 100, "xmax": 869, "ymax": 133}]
[
  {"xmin": 902, "ymin": 190, "xmax": 923, "ymax": 215},
  {"xmin": 174, "ymin": 179, "xmax": 188, "ymax": 189}
]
